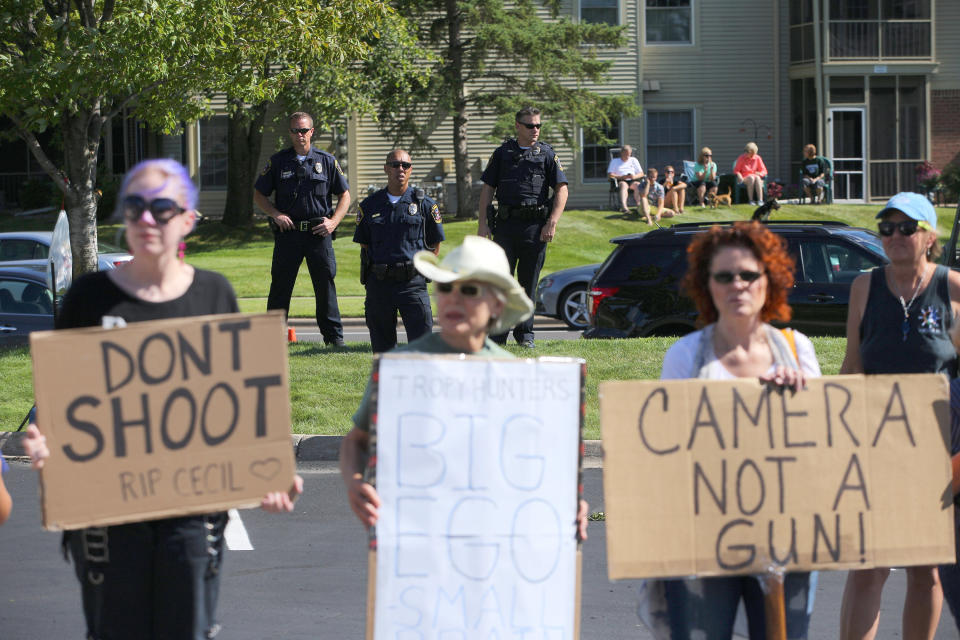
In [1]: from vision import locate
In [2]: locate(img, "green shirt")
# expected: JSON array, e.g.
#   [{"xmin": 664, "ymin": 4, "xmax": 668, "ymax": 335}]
[{"xmin": 351, "ymin": 332, "xmax": 513, "ymax": 431}]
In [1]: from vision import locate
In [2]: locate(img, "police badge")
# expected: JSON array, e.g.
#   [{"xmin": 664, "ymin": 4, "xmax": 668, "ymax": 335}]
[
  {"xmin": 314, "ymin": 162, "xmax": 323, "ymax": 174},
  {"xmin": 408, "ymin": 203, "xmax": 419, "ymax": 215}
]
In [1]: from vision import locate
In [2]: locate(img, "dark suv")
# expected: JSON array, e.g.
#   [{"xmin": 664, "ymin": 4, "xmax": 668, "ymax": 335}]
[{"xmin": 583, "ymin": 221, "xmax": 888, "ymax": 338}]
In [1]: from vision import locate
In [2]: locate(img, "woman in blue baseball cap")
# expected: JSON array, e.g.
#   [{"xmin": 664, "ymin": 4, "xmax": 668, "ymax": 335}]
[{"xmin": 839, "ymin": 192, "xmax": 958, "ymax": 639}]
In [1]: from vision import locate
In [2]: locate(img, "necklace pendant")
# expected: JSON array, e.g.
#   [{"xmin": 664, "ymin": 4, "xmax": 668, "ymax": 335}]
[{"xmin": 902, "ymin": 317, "xmax": 910, "ymax": 341}]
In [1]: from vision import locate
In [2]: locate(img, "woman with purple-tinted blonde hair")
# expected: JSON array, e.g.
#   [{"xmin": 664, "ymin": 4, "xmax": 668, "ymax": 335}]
[{"xmin": 23, "ymin": 158, "xmax": 303, "ymax": 639}]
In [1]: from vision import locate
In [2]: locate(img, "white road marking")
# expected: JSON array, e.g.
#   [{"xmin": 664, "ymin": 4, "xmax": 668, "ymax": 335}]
[{"xmin": 225, "ymin": 508, "xmax": 254, "ymax": 550}]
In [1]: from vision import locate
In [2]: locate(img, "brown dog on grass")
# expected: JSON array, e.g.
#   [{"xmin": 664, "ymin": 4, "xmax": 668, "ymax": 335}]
[{"xmin": 709, "ymin": 187, "xmax": 733, "ymax": 209}]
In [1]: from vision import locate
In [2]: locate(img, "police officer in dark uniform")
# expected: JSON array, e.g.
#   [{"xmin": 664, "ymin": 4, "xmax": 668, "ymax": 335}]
[
  {"xmin": 477, "ymin": 106, "xmax": 568, "ymax": 348},
  {"xmin": 354, "ymin": 149, "xmax": 444, "ymax": 352},
  {"xmin": 254, "ymin": 111, "xmax": 350, "ymax": 346}
]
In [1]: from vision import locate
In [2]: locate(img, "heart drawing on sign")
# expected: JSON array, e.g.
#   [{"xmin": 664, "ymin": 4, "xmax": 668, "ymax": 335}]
[{"xmin": 249, "ymin": 458, "xmax": 281, "ymax": 481}]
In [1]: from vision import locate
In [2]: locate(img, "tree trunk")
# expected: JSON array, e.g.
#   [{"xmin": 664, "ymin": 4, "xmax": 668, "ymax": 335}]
[
  {"xmin": 61, "ymin": 109, "xmax": 103, "ymax": 277},
  {"xmin": 222, "ymin": 100, "xmax": 267, "ymax": 228},
  {"xmin": 446, "ymin": 0, "xmax": 474, "ymax": 218}
]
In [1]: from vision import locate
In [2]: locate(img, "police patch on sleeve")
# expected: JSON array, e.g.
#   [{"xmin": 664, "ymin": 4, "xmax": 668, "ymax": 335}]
[
  {"xmin": 556, "ymin": 156, "xmax": 564, "ymax": 171},
  {"xmin": 335, "ymin": 159, "xmax": 344, "ymax": 176},
  {"xmin": 431, "ymin": 203, "xmax": 441, "ymax": 223},
  {"xmin": 356, "ymin": 206, "xmax": 364, "ymax": 223},
  {"xmin": 260, "ymin": 160, "xmax": 271, "ymax": 176}
]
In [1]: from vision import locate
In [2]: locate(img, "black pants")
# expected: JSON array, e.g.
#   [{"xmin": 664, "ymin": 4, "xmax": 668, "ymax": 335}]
[
  {"xmin": 67, "ymin": 514, "xmax": 227, "ymax": 639},
  {"xmin": 492, "ymin": 218, "xmax": 546, "ymax": 343},
  {"xmin": 364, "ymin": 274, "xmax": 432, "ymax": 353},
  {"xmin": 267, "ymin": 229, "xmax": 343, "ymax": 344}
]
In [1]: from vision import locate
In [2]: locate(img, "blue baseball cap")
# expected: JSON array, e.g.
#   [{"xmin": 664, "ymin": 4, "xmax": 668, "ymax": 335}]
[{"xmin": 876, "ymin": 192, "xmax": 937, "ymax": 230}]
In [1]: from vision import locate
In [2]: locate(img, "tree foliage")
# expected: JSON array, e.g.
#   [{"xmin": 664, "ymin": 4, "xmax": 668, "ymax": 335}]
[
  {"xmin": 377, "ymin": 0, "xmax": 638, "ymax": 216},
  {"xmin": 222, "ymin": 7, "xmax": 427, "ymax": 227},
  {"xmin": 0, "ymin": 0, "xmax": 412, "ymax": 268}
]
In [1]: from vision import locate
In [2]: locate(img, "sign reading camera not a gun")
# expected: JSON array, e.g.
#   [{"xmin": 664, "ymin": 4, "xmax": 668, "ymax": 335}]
[
  {"xmin": 30, "ymin": 311, "xmax": 296, "ymax": 530},
  {"xmin": 600, "ymin": 374, "xmax": 955, "ymax": 581},
  {"xmin": 369, "ymin": 354, "xmax": 585, "ymax": 640}
]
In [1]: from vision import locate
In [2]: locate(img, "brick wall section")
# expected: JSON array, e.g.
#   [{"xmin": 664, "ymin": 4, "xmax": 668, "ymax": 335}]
[{"xmin": 932, "ymin": 90, "xmax": 960, "ymax": 170}]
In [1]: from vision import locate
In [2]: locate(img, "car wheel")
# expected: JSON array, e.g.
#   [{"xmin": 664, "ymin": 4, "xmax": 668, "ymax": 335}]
[{"xmin": 559, "ymin": 285, "xmax": 591, "ymax": 330}]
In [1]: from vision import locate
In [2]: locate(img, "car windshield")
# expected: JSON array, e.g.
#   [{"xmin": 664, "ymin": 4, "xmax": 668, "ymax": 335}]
[{"xmin": 842, "ymin": 229, "xmax": 887, "ymax": 259}]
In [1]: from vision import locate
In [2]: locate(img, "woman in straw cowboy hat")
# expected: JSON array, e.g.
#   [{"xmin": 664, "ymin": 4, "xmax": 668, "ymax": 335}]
[{"xmin": 339, "ymin": 235, "xmax": 588, "ymax": 536}]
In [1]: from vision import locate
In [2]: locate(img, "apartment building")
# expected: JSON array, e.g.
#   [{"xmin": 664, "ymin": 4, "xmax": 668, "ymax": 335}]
[{"xmin": 3, "ymin": 0, "xmax": 955, "ymax": 212}]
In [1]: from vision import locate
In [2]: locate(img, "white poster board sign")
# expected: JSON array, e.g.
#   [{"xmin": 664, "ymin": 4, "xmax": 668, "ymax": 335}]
[{"xmin": 372, "ymin": 354, "xmax": 583, "ymax": 639}]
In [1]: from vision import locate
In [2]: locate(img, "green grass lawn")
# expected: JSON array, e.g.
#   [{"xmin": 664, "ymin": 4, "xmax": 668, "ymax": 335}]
[
  {"xmin": 4, "ymin": 201, "xmax": 956, "ymax": 317},
  {"xmin": 0, "ymin": 337, "xmax": 846, "ymax": 437},
  {"xmin": 0, "ymin": 200, "xmax": 944, "ymax": 436}
]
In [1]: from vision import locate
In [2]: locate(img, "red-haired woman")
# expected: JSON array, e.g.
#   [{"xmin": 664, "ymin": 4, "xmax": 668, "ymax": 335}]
[{"xmin": 639, "ymin": 221, "xmax": 821, "ymax": 639}]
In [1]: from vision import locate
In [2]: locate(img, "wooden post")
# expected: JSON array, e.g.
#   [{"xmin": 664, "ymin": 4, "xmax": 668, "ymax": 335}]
[
  {"xmin": 365, "ymin": 550, "xmax": 376, "ymax": 640},
  {"xmin": 762, "ymin": 568, "xmax": 787, "ymax": 640}
]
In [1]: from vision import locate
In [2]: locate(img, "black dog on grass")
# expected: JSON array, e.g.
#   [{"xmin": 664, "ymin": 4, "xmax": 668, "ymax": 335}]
[{"xmin": 751, "ymin": 198, "xmax": 781, "ymax": 222}]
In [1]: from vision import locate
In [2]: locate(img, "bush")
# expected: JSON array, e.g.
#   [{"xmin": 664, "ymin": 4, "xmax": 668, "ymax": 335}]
[
  {"xmin": 17, "ymin": 178, "xmax": 60, "ymax": 210},
  {"xmin": 941, "ymin": 163, "xmax": 960, "ymax": 203}
]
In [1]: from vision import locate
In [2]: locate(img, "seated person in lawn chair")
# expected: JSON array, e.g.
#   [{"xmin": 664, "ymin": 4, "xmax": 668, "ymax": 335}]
[
  {"xmin": 607, "ymin": 145, "xmax": 644, "ymax": 214},
  {"xmin": 799, "ymin": 144, "xmax": 830, "ymax": 204}
]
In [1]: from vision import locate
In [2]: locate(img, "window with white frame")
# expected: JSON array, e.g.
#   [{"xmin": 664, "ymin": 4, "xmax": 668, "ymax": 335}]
[
  {"xmin": 581, "ymin": 120, "xmax": 622, "ymax": 182},
  {"xmin": 581, "ymin": 0, "xmax": 618, "ymax": 25},
  {"xmin": 199, "ymin": 116, "xmax": 228, "ymax": 189},
  {"xmin": 645, "ymin": 0, "xmax": 692, "ymax": 44},
  {"xmin": 645, "ymin": 110, "xmax": 694, "ymax": 172}
]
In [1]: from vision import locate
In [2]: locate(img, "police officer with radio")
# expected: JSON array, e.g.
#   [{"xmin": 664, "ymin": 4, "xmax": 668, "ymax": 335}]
[
  {"xmin": 477, "ymin": 106, "xmax": 568, "ymax": 348},
  {"xmin": 354, "ymin": 149, "xmax": 444, "ymax": 352},
  {"xmin": 254, "ymin": 112, "xmax": 350, "ymax": 346}
]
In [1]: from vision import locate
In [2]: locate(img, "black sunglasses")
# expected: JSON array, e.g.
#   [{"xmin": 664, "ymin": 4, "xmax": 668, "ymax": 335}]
[
  {"xmin": 436, "ymin": 282, "xmax": 485, "ymax": 297},
  {"xmin": 711, "ymin": 270, "xmax": 764, "ymax": 284},
  {"xmin": 704, "ymin": 154, "xmax": 712, "ymax": 157},
  {"xmin": 516, "ymin": 121, "xmax": 542, "ymax": 130},
  {"xmin": 878, "ymin": 220, "xmax": 920, "ymax": 237},
  {"xmin": 289, "ymin": 127, "xmax": 312, "ymax": 134},
  {"xmin": 122, "ymin": 196, "xmax": 184, "ymax": 225},
  {"xmin": 387, "ymin": 161, "xmax": 412, "ymax": 169}
]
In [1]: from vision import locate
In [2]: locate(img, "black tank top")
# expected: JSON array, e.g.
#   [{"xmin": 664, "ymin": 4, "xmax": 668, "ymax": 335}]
[{"xmin": 860, "ymin": 264, "xmax": 957, "ymax": 376}]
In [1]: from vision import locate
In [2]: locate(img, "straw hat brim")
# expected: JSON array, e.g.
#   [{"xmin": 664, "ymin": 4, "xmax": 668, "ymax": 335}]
[{"xmin": 414, "ymin": 246, "xmax": 534, "ymax": 334}]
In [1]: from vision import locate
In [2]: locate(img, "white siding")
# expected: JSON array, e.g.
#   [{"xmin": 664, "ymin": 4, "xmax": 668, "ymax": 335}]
[
  {"xmin": 641, "ymin": 0, "xmax": 785, "ymax": 181},
  {"xmin": 187, "ymin": 0, "xmax": 955, "ymax": 209},
  {"xmin": 933, "ymin": 0, "xmax": 960, "ymax": 90}
]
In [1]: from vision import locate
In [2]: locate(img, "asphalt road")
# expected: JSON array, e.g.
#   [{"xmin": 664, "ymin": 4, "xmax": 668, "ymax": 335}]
[{"xmin": 1, "ymin": 459, "xmax": 958, "ymax": 639}]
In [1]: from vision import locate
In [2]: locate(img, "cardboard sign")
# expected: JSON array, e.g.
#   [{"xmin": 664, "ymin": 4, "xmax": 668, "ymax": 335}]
[
  {"xmin": 600, "ymin": 374, "xmax": 955, "ymax": 580},
  {"xmin": 371, "ymin": 354, "xmax": 584, "ymax": 640},
  {"xmin": 30, "ymin": 311, "xmax": 295, "ymax": 530}
]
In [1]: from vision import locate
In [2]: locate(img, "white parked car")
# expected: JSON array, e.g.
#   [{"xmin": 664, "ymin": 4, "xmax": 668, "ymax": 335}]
[{"xmin": 0, "ymin": 231, "xmax": 132, "ymax": 271}]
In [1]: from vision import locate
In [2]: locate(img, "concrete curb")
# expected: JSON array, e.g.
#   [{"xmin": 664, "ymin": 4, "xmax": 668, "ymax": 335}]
[{"xmin": 1, "ymin": 432, "xmax": 603, "ymax": 463}]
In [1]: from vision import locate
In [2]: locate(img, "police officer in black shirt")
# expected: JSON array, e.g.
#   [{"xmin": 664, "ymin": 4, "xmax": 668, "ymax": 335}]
[
  {"xmin": 354, "ymin": 149, "xmax": 445, "ymax": 352},
  {"xmin": 254, "ymin": 112, "xmax": 351, "ymax": 346},
  {"xmin": 477, "ymin": 106, "xmax": 568, "ymax": 348}
]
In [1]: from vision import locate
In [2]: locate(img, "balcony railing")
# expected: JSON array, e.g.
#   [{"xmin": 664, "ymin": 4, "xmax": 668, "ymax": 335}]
[{"xmin": 829, "ymin": 20, "xmax": 931, "ymax": 59}]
